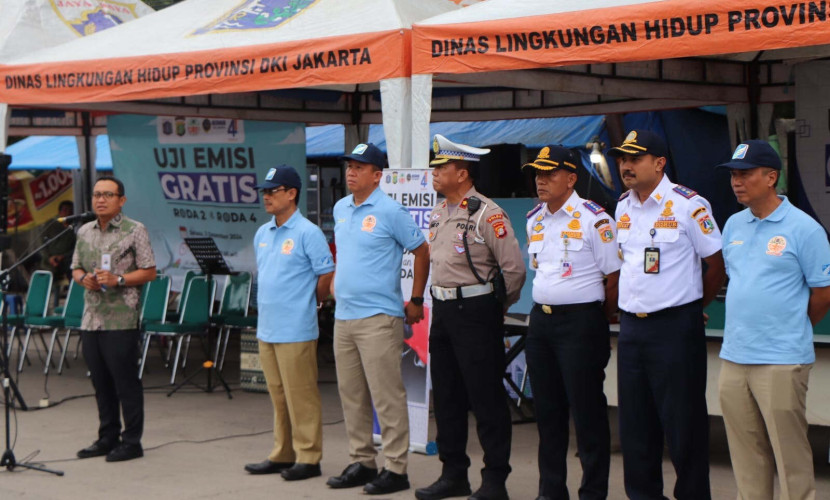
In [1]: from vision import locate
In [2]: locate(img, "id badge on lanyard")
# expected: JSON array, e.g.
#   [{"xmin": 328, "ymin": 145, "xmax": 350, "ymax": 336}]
[
  {"xmin": 561, "ymin": 234, "xmax": 573, "ymax": 278},
  {"xmin": 644, "ymin": 228, "xmax": 659, "ymax": 274}
]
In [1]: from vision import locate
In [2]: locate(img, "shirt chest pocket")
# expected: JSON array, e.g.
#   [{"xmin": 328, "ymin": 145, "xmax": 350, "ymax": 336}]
[
  {"xmin": 652, "ymin": 226, "xmax": 680, "ymax": 244},
  {"xmin": 558, "ymin": 235, "xmax": 584, "ymax": 252}
]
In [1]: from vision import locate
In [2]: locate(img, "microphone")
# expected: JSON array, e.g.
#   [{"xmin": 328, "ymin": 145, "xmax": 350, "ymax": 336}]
[{"xmin": 57, "ymin": 212, "xmax": 96, "ymax": 224}]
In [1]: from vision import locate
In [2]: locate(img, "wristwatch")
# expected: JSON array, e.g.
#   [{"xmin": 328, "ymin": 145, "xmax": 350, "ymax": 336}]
[
  {"xmin": 117, "ymin": 275, "xmax": 126, "ymax": 287},
  {"xmin": 410, "ymin": 296, "xmax": 424, "ymax": 306}
]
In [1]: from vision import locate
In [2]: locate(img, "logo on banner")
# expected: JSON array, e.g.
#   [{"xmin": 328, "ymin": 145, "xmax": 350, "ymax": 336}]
[
  {"xmin": 158, "ymin": 117, "xmax": 244, "ymax": 143},
  {"xmin": 193, "ymin": 0, "xmax": 320, "ymax": 35},
  {"xmin": 52, "ymin": 0, "xmax": 142, "ymax": 37}
]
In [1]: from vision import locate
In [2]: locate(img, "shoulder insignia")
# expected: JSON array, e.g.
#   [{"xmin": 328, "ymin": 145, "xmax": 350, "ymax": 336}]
[
  {"xmin": 618, "ymin": 190, "xmax": 630, "ymax": 202},
  {"xmin": 582, "ymin": 200, "xmax": 605, "ymax": 215},
  {"xmin": 673, "ymin": 185, "xmax": 697, "ymax": 199},
  {"xmin": 526, "ymin": 203, "xmax": 543, "ymax": 219}
]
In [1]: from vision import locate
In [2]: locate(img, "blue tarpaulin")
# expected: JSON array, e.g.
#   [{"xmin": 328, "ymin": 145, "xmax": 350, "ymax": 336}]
[
  {"xmin": 5, "ymin": 135, "xmax": 112, "ymax": 170},
  {"xmin": 308, "ymin": 116, "xmax": 606, "ymax": 157}
]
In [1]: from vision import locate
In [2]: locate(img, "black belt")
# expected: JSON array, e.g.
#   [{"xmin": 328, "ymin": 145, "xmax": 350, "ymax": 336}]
[
  {"xmin": 620, "ymin": 299, "xmax": 701, "ymax": 319},
  {"xmin": 534, "ymin": 301, "xmax": 601, "ymax": 315}
]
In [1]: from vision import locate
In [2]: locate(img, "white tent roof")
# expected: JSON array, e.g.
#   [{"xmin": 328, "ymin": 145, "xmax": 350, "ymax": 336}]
[
  {"xmin": 0, "ymin": 0, "xmax": 474, "ymax": 104},
  {"xmin": 0, "ymin": 0, "xmax": 153, "ymax": 62}
]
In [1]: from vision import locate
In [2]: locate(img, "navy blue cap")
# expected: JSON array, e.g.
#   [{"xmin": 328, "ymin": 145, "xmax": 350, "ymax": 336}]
[
  {"xmin": 522, "ymin": 145, "xmax": 578, "ymax": 172},
  {"xmin": 340, "ymin": 143, "xmax": 386, "ymax": 169},
  {"xmin": 255, "ymin": 165, "xmax": 302, "ymax": 190},
  {"xmin": 717, "ymin": 140, "xmax": 781, "ymax": 170},
  {"xmin": 608, "ymin": 129, "xmax": 668, "ymax": 159}
]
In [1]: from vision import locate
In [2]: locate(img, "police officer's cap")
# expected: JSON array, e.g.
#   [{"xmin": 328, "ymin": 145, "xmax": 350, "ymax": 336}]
[
  {"xmin": 522, "ymin": 145, "xmax": 578, "ymax": 173},
  {"xmin": 256, "ymin": 164, "xmax": 302, "ymax": 190},
  {"xmin": 429, "ymin": 134, "xmax": 490, "ymax": 166},
  {"xmin": 341, "ymin": 143, "xmax": 387, "ymax": 169},
  {"xmin": 716, "ymin": 139, "xmax": 782, "ymax": 170},
  {"xmin": 608, "ymin": 129, "xmax": 668, "ymax": 159}
]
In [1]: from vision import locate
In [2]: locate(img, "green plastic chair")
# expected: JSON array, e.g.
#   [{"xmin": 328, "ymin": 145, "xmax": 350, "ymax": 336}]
[
  {"xmin": 211, "ymin": 272, "xmax": 253, "ymax": 371},
  {"xmin": 37, "ymin": 279, "xmax": 85, "ymax": 375},
  {"xmin": 137, "ymin": 274, "xmax": 172, "ymax": 379},
  {"xmin": 141, "ymin": 276, "xmax": 215, "ymax": 384},
  {"xmin": 11, "ymin": 270, "xmax": 53, "ymax": 372},
  {"xmin": 165, "ymin": 270, "xmax": 199, "ymax": 323}
]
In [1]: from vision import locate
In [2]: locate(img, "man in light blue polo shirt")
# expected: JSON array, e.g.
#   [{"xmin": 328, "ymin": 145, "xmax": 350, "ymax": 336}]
[
  {"xmin": 243, "ymin": 165, "xmax": 334, "ymax": 482},
  {"xmin": 327, "ymin": 143, "xmax": 429, "ymax": 496},
  {"xmin": 717, "ymin": 140, "xmax": 830, "ymax": 500}
]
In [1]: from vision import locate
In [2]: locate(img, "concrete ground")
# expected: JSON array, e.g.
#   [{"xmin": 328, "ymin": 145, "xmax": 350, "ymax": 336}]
[{"xmin": 0, "ymin": 336, "xmax": 829, "ymax": 500}]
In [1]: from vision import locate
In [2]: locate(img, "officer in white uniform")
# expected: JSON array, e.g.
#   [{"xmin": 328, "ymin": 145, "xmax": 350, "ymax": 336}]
[
  {"xmin": 523, "ymin": 145, "xmax": 620, "ymax": 500},
  {"xmin": 610, "ymin": 130, "xmax": 725, "ymax": 500}
]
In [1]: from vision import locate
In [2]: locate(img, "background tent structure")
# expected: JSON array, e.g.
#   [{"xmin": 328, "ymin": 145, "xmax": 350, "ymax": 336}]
[
  {"xmin": 5, "ymin": 135, "xmax": 112, "ymax": 170},
  {"xmin": 0, "ymin": 0, "xmax": 482, "ymax": 170},
  {"xmin": 410, "ymin": 0, "xmax": 830, "ymax": 152}
]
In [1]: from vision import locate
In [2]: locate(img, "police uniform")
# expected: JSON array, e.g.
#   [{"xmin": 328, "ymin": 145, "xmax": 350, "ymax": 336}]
[
  {"xmin": 611, "ymin": 130, "xmax": 722, "ymax": 500},
  {"xmin": 522, "ymin": 146, "xmax": 620, "ymax": 500},
  {"xmin": 427, "ymin": 135, "xmax": 526, "ymax": 493}
]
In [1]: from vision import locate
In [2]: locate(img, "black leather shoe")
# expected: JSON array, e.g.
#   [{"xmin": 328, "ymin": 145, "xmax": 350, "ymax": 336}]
[
  {"xmin": 244, "ymin": 460, "xmax": 294, "ymax": 474},
  {"xmin": 281, "ymin": 463, "xmax": 321, "ymax": 481},
  {"xmin": 469, "ymin": 483, "xmax": 509, "ymax": 500},
  {"xmin": 363, "ymin": 468, "xmax": 410, "ymax": 495},
  {"xmin": 415, "ymin": 477, "xmax": 472, "ymax": 500},
  {"xmin": 105, "ymin": 443, "xmax": 143, "ymax": 462},
  {"xmin": 77, "ymin": 439, "xmax": 118, "ymax": 459},
  {"xmin": 326, "ymin": 462, "xmax": 378, "ymax": 488}
]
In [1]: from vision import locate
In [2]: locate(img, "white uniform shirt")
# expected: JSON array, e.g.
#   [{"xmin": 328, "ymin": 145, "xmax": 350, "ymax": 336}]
[
  {"xmin": 615, "ymin": 174, "xmax": 722, "ymax": 313},
  {"xmin": 527, "ymin": 191, "xmax": 621, "ymax": 305}
]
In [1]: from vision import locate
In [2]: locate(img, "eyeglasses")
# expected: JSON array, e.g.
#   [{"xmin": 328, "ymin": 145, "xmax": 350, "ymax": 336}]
[
  {"xmin": 92, "ymin": 191, "xmax": 120, "ymax": 199},
  {"xmin": 261, "ymin": 187, "xmax": 287, "ymax": 196}
]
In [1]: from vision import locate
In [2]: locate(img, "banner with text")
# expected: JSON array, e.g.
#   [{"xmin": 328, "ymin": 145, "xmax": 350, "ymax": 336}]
[
  {"xmin": 108, "ymin": 114, "xmax": 305, "ymax": 290},
  {"xmin": 379, "ymin": 169, "xmax": 437, "ymax": 454},
  {"xmin": 1, "ymin": 30, "xmax": 407, "ymax": 104},
  {"xmin": 413, "ymin": 0, "xmax": 830, "ymax": 75}
]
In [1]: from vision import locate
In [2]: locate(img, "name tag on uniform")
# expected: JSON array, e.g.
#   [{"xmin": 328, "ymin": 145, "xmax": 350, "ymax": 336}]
[
  {"xmin": 561, "ymin": 260, "xmax": 573, "ymax": 278},
  {"xmin": 644, "ymin": 247, "xmax": 660, "ymax": 274}
]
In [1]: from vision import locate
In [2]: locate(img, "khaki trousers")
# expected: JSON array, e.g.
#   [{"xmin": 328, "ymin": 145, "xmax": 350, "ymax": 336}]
[
  {"xmin": 258, "ymin": 339, "xmax": 322, "ymax": 464},
  {"xmin": 334, "ymin": 314, "xmax": 409, "ymax": 474},
  {"xmin": 718, "ymin": 360, "xmax": 814, "ymax": 500}
]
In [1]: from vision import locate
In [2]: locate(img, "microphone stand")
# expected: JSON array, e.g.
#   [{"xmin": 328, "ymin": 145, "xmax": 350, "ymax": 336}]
[{"xmin": 0, "ymin": 222, "xmax": 74, "ymax": 476}]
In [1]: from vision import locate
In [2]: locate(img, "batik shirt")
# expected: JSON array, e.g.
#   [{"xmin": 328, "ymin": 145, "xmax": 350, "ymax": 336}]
[{"xmin": 71, "ymin": 213, "xmax": 155, "ymax": 331}]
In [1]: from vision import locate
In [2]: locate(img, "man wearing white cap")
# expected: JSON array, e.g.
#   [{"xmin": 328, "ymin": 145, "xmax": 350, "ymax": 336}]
[{"xmin": 417, "ymin": 135, "xmax": 525, "ymax": 500}]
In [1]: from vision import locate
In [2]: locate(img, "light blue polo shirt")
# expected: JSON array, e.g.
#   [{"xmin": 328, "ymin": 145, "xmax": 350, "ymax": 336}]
[
  {"xmin": 333, "ymin": 187, "xmax": 425, "ymax": 320},
  {"xmin": 254, "ymin": 210, "xmax": 335, "ymax": 343},
  {"xmin": 721, "ymin": 197, "xmax": 830, "ymax": 364}
]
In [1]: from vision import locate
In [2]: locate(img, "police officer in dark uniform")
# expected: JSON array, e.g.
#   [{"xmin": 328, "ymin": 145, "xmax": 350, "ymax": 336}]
[
  {"xmin": 523, "ymin": 146, "xmax": 620, "ymax": 500},
  {"xmin": 416, "ymin": 135, "xmax": 526, "ymax": 500},
  {"xmin": 610, "ymin": 130, "xmax": 725, "ymax": 500}
]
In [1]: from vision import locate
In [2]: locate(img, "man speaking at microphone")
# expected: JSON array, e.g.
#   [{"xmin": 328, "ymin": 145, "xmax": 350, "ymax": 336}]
[{"xmin": 71, "ymin": 176, "xmax": 156, "ymax": 463}]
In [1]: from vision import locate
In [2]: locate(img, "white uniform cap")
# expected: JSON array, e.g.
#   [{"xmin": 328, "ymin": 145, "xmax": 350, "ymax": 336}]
[{"xmin": 429, "ymin": 134, "xmax": 490, "ymax": 166}]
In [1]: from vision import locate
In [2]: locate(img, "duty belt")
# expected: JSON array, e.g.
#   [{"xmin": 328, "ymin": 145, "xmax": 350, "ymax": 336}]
[{"xmin": 430, "ymin": 282, "xmax": 494, "ymax": 301}]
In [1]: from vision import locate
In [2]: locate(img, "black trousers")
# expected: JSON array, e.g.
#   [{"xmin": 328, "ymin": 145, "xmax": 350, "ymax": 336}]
[
  {"xmin": 526, "ymin": 302, "xmax": 610, "ymax": 500},
  {"xmin": 617, "ymin": 302, "xmax": 710, "ymax": 500},
  {"xmin": 429, "ymin": 293, "xmax": 512, "ymax": 485},
  {"xmin": 82, "ymin": 329, "xmax": 144, "ymax": 446}
]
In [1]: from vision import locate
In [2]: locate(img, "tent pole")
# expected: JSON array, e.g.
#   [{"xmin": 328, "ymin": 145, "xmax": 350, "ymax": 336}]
[{"xmin": 81, "ymin": 112, "xmax": 93, "ymax": 212}]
